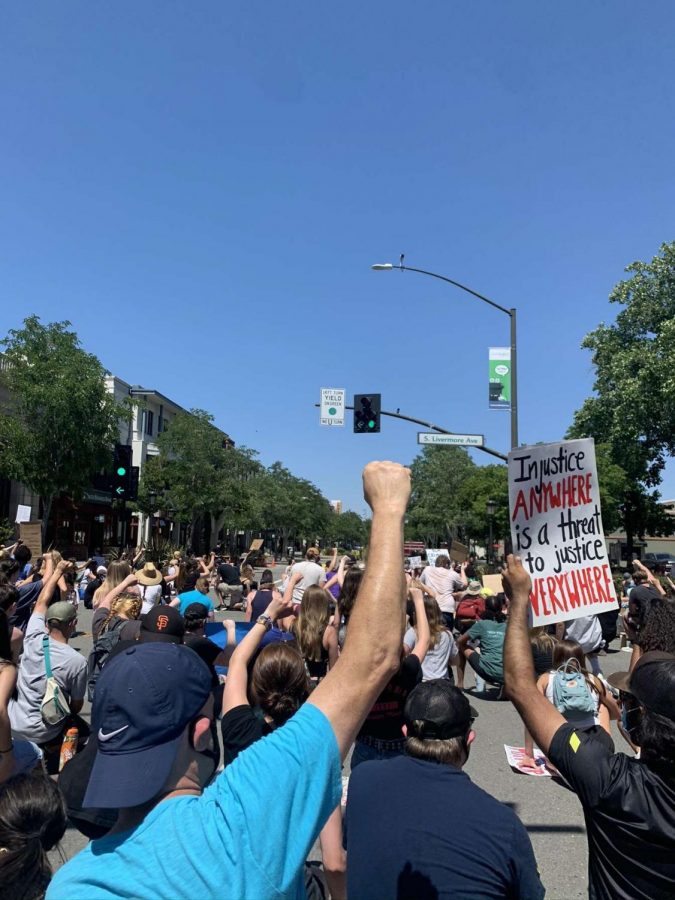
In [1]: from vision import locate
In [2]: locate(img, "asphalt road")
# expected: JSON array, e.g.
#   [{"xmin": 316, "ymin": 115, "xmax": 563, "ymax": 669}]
[{"xmin": 50, "ymin": 575, "xmax": 632, "ymax": 899}]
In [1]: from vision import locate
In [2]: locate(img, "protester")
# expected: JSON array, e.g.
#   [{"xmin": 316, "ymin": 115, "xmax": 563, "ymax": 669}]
[
  {"xmin": 48, "ymin": 460, "xmax": 413, "ymax": 899},
  {"xmin": 82, "ymin": 565, "xmax": 106, "ymax": 610},
  {"xmin": 173, "ymin": 576, "xmax": 215, "ymax": 617},
  {"xmin": 290, "ymin": 546, "xmax": 325, "ymax": 604},
  {"xmin": 8, "ymin": 556, "xmax": 88, "ymax": 774},
  {"xmin": 336, "ymin": 564, "xmax": 364, "ymax": 649},
  {"xmin": 419, "ymin": 554, "xmax": 467, "ymax": 629},
  {"xmin": 92, "ymin": 559, "xmax": 131, "ymax": 609},
  {"xmin": 183, "ymin": 602, "xmax": 236, "ymax": 678},
  {"xmin": 454, "ymin": 579, "xmax": 486, "ymax": 633},
  {"xmin": 404, "ymin": 591, "xmax": 458, "ymax": 682},
  {"xmin": 0, "ymin": 583, "xmax": 24, "ymax": 663},
  {"xmin": 346, "ymin": 679, "xmax": 544, "ymax": 899},
  {"xmin": 136, "ymin": 561, "xmax": 164, "ymax": 614},
  {"xmin": 563, "ymin": 614, "xmax": 604, "ymax": 677},
  {"xmin": 293, "ymin": 585, "xmax": 339, "ymax": 686},
  {"xmin": 350, "ymin": 582, "xmax": 429, "ymax": 768},
  {"xmin": 13, "ymin": 544, "xmax": 33, "ymax": 582},
  {"xmin": 215, "ymin": 555, "xmax": 242, "ymax": 610},
  {"xmin": 322, "ymin": 546, "xmax": 341, "ymax": 600},
  {"xmin": 456, "ymin": 594, "xmax": 507, "ymax": 692},
  {"xmin": 244, "ymin": 568, "xmax": 276, "ymax": 621},
  {"xmin": 504, "ymin": 553, "xmax": 675, "ymax": 899}
]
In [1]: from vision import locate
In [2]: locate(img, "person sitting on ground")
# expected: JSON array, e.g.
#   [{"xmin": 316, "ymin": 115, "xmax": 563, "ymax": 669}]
[
  {"xmin": 136, "ymin": 562, "xmax": 165, "ymax": 615},
  {"xmin": 563, "ymin": 614, "xmax": 604, "ymax": 677},
  {"xmin": 48, "ymin": 460, "xmax": 413, "ymax": 900},
  {"xmin": 183, "ymin": 602, "xmax": 236, "ymax": 681},
  {"xmin": 1, "ymin": 607, "xmax": 42, "ymax": 780},
  {"xmin": 351, "ymin": 582, "xmax": 430, "ymax": 769},
  {"xmin": 92, "ymin": 572, "xmax": 143, "ymax": 642},
  {"xmin": 504, "ymin": 553, "xmax": 675, "ymax": 900},
  {"xmin": 345, "ymin": 679, "xmax": 544, "ymax": 899},
  {"xmin": 293, "ymin": 585, "xmax": 339, "ymax": 687},
  {"xmin": 456, "ymin": 594, "xmax": 507, "ymax": 692},
  {"xmin": 92, "ymin": 560, "xmax": 131, "ymax": 610},
  {"xmin": 289, "ymin": 546, "xmax": 326, "ymax": 606},
  {"xmin": 13, "ymin": 544, "xmax": 33, "ymax": 583},
  {"xmin": 172, "ymin": 576, "xmax": 215, "ymax": 618},
  {"xmin": 522, "ymin": 637, "xmax": 618, "ymax": 770},
  {"xmin": 419, "ymin": 554, "xmax": 467, "ymax": 630},
  {"xmin": 82, "ymin": 565, "xmax": 106, "ymax": 610},
  {"xmin": 0, "ymin": 583, "xmax": 24, "ymax": 663},
  {"xmin": 454, "ymin": 580, "xmax": 487, "ymax": 634},
  {"xmin": 404, "ymin": 591, "xmax": 459, "ymax": 682},
  {"xmin": 221, "ymin": 589, "xmax": 345, "ymax": 898},
  {"xmin": 9, "ymin": 556, "xmax": 88, "ymax": 774},
  {"xmin": 244, "ymin": 569, "xmax": 276, "ymax": 621}
]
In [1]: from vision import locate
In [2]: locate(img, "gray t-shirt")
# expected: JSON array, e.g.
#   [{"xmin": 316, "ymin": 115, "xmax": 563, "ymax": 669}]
[
  {"xmin": 9, "ymin": 612, "xmax": 87, "ymax": 743},
  {"xmin": 404, "ymin": 627, "xmax": 457, "ymax": 681},
  {"xmin": 290, "ymin": 560, "xmax": 325, "ymax": 603},
  {"xmin": 564, "ymin": 615, "xmax": 602, "ymax": 655}
]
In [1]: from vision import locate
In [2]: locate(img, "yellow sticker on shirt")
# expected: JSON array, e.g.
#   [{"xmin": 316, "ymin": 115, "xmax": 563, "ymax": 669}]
[{"xmin": 569, "ymin": 732, "xmax": 581, "ymax": 753}]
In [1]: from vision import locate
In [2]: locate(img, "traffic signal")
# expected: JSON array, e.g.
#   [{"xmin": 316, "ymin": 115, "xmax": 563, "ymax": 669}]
[
  {"xmin": 353, "ymin": 394, "xmax": 381, "ymax": 433},
  {"xmin": 112, "ymin": 444, "xmax": 133, "ymax": 499}
]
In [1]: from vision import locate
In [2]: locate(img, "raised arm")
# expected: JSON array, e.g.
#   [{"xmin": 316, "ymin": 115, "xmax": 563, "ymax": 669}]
[
  {"xmin": 328, "ymin": 546, "xmax": 338, "ymax": 572},
  {"xmin": 100, "ymin": 572, "xmax": 138, "ymax": 610},
  {"xmin": 34, "ymin": 555, "xmax": 68, "ymax": 616},
  {"xmin": 0, "ymin": 662, "xmax": 18, "ymax": 784},
  {"xmin": 214, "ymin": 619, "xmax": 237, "ymax": 667},
  {"xmin": 503, "ymin": 555, "xmax": 565, "ymax": 757},
  {"xmin": 132, "ymin": 546, "xmax": 145, "ymax": 566},
  {"xmin": 408, "ymin": 582, "xmax": 430, "ymax": 662},
  {"xmin": 222, "ymin": 593, "xmax": 294, "ymax": 715},
  {"xmin": 633, "ymin": 558, "xmax": 666, "ymax": 596},
  {"xmin": 308, "ymin": 461, "xmax": 410, "ymax": 759}
]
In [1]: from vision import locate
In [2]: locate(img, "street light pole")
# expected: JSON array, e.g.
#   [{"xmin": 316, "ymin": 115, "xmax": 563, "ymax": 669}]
[{"xmin": 372, "ymin": 260, "xmax": 519, "ymax": 449}]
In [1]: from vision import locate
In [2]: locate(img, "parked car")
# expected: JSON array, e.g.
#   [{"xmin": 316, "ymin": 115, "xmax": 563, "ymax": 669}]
[{"xmin": 643, "ymin": 552, "xmax": 675, "ymax": 574}]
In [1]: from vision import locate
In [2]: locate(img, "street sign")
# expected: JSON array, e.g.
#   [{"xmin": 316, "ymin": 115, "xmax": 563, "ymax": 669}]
[
  {"xmin": 320, "ymin": 388, "xmax": 346, "ymax": 427},
  {"xmin": 417, "ymin": 432, "xmax": 484, "ymax": 447}
]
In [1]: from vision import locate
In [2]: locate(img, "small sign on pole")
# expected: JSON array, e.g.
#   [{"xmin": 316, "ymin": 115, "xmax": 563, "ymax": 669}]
[
  {"xmin": 320, "ymin": 388, "xmax": 346, "ymax": 427},
  {"xmin": 15, "ymin": 504, "xmax": 31, "ymax": 524},
  {"xmin": 417, "ymin": 432, "xmax": 484, "ymax": 447}
]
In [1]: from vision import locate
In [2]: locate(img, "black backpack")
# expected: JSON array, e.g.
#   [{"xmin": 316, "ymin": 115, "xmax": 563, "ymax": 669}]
[{"xmin": 86, "ymin": 617, "xmax": 126, "ymax": 701}]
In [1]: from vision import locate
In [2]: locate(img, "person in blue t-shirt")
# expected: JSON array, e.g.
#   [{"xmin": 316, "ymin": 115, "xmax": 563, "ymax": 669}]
[
  {"xmin": 48, "ymin": 461, "xmax": 413, "ymax": 900},
  {"xmin": 172, "ymin": 577, "xmax": 215, "ymax": 617},
  {"xmin": 346, "ymin": 679, "xmax": 544, "ymax": 899}
]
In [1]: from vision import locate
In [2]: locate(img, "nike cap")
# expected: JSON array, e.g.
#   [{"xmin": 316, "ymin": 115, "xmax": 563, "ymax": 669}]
[{"xmin": 83, "ymin": 643, "xmax": 212, "ymax": 809}]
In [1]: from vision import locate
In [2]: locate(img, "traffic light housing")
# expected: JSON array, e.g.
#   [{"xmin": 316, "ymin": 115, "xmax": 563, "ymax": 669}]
[
  {"xmin": 112, "ymin": 444, "xmax": 133, "ymax": 499},
  {"xmin": 353, "ymin": 394, "xmax": 381, "ymax": 433}
]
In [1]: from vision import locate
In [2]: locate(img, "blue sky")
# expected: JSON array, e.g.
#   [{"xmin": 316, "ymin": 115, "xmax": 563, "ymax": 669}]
[{"xmin": 3, "ymin": 2, "xmax": 675, "ymax": 513}]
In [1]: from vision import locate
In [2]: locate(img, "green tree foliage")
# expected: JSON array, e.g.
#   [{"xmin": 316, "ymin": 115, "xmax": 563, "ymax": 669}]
[
  {"xmin": 455, "ymin": 464, "xmax": 509, "ymax": 545},
  {"xmin": 568, "ymin": 242, "xmax": 675, "ymax": 551},
  {"xmin": 327, "ymin": 510, "xmax": 368, "ymax": 548},
  {"xmin": 406, "ymin": 446, "xmax": 477, "ymax": 546},
  {"xmin": 0, "ymin": 317, "xmax": 125, "ymax": 538}
]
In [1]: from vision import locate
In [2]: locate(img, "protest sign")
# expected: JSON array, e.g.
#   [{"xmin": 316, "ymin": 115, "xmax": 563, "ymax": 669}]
[
  {"xmin": 19, "ymin": 522, "xmax": 43, "ymax": 558},
  {"xmin": 482, "ymin": 574, "xmax": 503, "ymax": 595},
  {"xmin": 406, "ymin": 556, "xmax": 422, "ymax": 569},
  {"xmin": 508, "ymin": 438, "xmax": 617, "ymax": 627},
  {"xmin": 15, "ymin": 504, "xmax": 31, "ymax": 524},
  {"xmin": 425, "ymin": 549, "xmax": 450, "ymax": 567}
]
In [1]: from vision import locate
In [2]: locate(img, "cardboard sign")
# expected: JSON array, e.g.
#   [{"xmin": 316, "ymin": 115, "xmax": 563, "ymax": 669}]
[
  {"xmin": 508, "ymin": 438, "xmax": 617, "ymax": 627},
  {"xmin": 482, "ymin": 574, "xmax": 504, "ymax": 595},
  {"xmin": 248, "ymin": 539, "xmax": 263, "ymax": 552},
  {"xmin": 19, "ymin": 522, "xmax": 43, "ymax": 559},
  {"xmin": 407, "ymin": 556, "xmax": 422, "ymax": 569}
]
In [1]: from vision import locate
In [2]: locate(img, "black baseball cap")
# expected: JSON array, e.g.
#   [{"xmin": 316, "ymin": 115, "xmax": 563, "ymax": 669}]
[
  {"xmin": 404, "ymin": 679, "xmax": 478, "ymax": 740},
  {"xmin": 83, "ymin": 643, "xmax": 212, "ymax": 809},
  {"xmin": 140, "ymin": 605, "xmax": 185, "ymax": 644},
  {"xmin": 627, "ymin": 651, "xmax": 675, "ymax": 721}
]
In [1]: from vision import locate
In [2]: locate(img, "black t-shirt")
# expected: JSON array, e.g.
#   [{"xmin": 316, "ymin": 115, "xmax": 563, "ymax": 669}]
[
  {"xmin": 358, "ymin": 655, "xmax": 422, "ymax": 742},
  {"xmin": 250, "ymin": 589, "xmax": 273, "ymax": 622},
  {"xmin": 220, "ymin": 704, "xmax": 273, "ymax": 768},
  {"xmin": 346, "ymin": 755, "xmax": 544, "ymax": 900},
  {"xmin": 184, "ymin": 633, "xmax": 221, "ymax": 686},
  {"xmin": 218, "ymin": 563, "xmax": 241, "ymax": 586},
  {"xmin": 628, "ymin": 585, "xmax": 662, "ymax": 628},
  {"xmin": 83, "ymin": 577, "xmax": 103, "ymax": 605},
  {"xmin": 548, "ymin": 723, "xmax": 675, "ymax": 899}
]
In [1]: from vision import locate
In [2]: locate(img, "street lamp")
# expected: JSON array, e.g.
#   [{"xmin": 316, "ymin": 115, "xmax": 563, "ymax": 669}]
[
  {"xmin": 372, "ymin": 258, "xmax": 518, "ymax": 449},
  {"xmin": 486, "ymin": 499, "xmax": 496, "ymax": 569}
]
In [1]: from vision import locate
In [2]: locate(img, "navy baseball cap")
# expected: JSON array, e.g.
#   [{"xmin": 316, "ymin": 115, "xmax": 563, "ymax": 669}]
[{"xmin": 83, "ymin": 643, "xmax": 212, "ymax": 809}]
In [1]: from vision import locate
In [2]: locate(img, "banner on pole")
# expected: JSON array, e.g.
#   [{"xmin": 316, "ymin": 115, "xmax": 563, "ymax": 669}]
[
  {"xmin": 508, "ymin": 438, "xmax": 617, "ymax": 627},
  {"xmin": 489, "ymin": 348, "xmax": 511, "ymax": 410}
]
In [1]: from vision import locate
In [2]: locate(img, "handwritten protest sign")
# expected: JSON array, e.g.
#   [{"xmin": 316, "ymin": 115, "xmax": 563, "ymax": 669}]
[
  {"xmin": 19, "ymin": 522, "xmax": 43, "ymax": 559},
  {"xmin": 425, "ymin": 549, "xmax": 450, "ymax": 567},
  {"xmin": 407, "ymin": 556, "xmax": 422, "ymax": 569},
  {"xmin": 508, "ymin": 438, "xmax": 617, "ymax": 627}
]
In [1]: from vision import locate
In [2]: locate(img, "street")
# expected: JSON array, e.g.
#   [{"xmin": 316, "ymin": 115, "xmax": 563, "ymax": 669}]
[{"xmin": 51, "ymin": 572, "xmax": 631, "ymax": 899}]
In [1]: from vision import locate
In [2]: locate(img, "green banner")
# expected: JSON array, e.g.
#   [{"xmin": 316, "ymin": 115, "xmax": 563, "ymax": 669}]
[{"xmin": 489, "ymin": 347, "xmax": 511, "ymax": 409}]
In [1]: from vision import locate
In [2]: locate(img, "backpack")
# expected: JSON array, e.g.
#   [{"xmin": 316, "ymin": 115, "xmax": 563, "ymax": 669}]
[
  {"xmin": 86, "ymin": 617, "xmax": 126, "ymax": 701},
  {"xmin": 41, "ymin": 636, "xmax": 70, "ymax": 727},
  {"xmin": 550, "ymin": 659, "xmax": 595, "ymax": 718},
  {"xmin": 456, "ymin": 595, "xmax": 485, "ymax": 621}
]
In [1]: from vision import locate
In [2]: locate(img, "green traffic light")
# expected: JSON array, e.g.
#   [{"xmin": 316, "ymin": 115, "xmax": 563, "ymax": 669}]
[
  {"xmin": 368, "ymin": 420, "xmax": 375, "ymax": 429},
  {"xmin": 117, "ymin": 466, "xmax": 127, "ymax": 476}
]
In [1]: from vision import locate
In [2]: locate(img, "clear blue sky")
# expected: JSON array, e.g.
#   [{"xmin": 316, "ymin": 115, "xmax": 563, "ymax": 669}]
[{"xmin": 3, "ymin": 2, "xmax": 675, "ymax": 514}]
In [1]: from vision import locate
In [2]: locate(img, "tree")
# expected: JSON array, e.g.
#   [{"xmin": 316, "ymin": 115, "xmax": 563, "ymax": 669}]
[
  {"xmin": 327, "ymin": 510, "xmax": 368, "ymax": 548},
  {"xmin": 0, "ymin": 317, "xmax": 125, "ymax": 539},
  {"xmin": 455, "ymin": 465, "xmax": 509, "ymax": 550},
  {"xmin": 568, "ymin": 242, "xmax": 675, "ymax": 554},
  {"xmin": 406, "ymin": 446, "xmax": 477, "ymax": 546}
]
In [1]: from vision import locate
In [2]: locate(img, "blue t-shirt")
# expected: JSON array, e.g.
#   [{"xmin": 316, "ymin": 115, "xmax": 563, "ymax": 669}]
[
  {"xmin": 346, "ymin": 755, "xmax": 544, "ymax": 900},
  {"xmin": 48, "ymin": 703, "xmax": 341, "ymax": 900},
  {"xmin": 177, "ymin": 591, "xmax": 215, "ymax": 616}
]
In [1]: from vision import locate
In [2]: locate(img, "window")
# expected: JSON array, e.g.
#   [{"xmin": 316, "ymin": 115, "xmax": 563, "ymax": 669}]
[{"xmin": 146, "ymin": 411, "xmax": 154, "ymax": 436}]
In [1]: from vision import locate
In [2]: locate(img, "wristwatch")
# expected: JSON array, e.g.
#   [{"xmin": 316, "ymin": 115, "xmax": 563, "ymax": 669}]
[{"xmin": 256, "ymin": 614, "xmax": 273, "ymax": 632}]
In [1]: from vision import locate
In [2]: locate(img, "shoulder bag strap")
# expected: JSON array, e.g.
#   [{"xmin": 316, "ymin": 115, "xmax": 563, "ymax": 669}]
[{"xmin": 43, "ymin": 635, "xmax": 54, "ymax": 679}]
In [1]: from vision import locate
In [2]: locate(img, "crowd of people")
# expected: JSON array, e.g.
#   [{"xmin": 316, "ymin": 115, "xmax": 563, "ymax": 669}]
[{"xmin": 0, "ymin": 461, "xmax": 674, "ymax": 899}]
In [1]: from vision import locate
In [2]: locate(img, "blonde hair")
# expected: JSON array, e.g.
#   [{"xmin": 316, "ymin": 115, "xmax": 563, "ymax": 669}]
[
  {"xmin": 294, "ymin": 586, "xmax": 330, "ymax": 662},
  {"xmin": 100, "ymin": 592, "xmax": 142, "ymax": 635},
  {"xmin": 93, "ymin": 560, "xmax": 131, "ymax": 609},
  {"xmin": 196, "ymin": 577, "xmax": 210, "ymax": 594}
]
